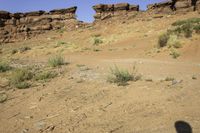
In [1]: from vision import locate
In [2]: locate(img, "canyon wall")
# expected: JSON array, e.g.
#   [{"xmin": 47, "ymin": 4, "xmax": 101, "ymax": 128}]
[{"xmin": 0, "ymin": 7, "xmax": 79, "ymax": 43}]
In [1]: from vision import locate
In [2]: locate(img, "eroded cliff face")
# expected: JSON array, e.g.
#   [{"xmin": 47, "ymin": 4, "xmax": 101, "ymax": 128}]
[
  {"xmin": 93, "ymin": 3, "xmax": 139, "ymax": 21},
  {"xmin": 0, "ymin": 7, "xmax": 79, "ymax": 43},
  {"xmin": 147, "ymin": 0, "xmax": 200, "ymax": 14}
]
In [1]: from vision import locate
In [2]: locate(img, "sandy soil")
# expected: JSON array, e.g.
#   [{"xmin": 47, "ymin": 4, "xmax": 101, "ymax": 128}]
[{"xmin": 0, "ymin": 12, "xmax": 200, "ymax": 133}]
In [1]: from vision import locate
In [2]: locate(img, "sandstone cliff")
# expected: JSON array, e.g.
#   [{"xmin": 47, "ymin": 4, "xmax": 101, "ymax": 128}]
[
  {"xmin": 93, "ymin": 3, "xmax": 139, "ymax": 21},
  {"xmin": 0, "ymin": 7, "xmax": 78, "ymax": 43}
]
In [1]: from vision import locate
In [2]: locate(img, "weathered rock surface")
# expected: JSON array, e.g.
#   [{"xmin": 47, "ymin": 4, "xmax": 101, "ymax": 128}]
[
  {"xmin": 147, "ymin": 0, "xmax": 200, "ymax": 13},
  {"xmin": 0, "ymin": 7, "xmax": 79, "ymax": 43},
  {"xmin": 93, "ymin": 3, "xmax": 139, "ymax": 21}
]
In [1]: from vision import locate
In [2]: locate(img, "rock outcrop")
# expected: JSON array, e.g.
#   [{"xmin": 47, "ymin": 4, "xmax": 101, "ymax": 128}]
[
  {"xmin": 147, "ymin": 0, "xmax": 200, "ymax": 14},
  {"xmin": 0, "ymin": 6, "xmax": 78, "ymax": 43},
  {"xmin": 93, "ymin": 3, "xmax": 139, "ymax": 21}
]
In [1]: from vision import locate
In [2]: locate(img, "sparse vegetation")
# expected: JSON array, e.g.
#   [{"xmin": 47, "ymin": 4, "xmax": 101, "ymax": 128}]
[
  {"xmin": 165, "ymin": 77, "xmax": 175, "ymax": 81},
  {"xmin": 15, "ymin": 82, "xmax": 31, "ymax": 89},
  {"xmin": 158, "ymin": 18, "xmax": 200, "ymax": 49},
  {"xmin": 10, "ymin": 68, "xmax": 33, "ymax": 89},
  {"xmin": 56, "ymin": 41, "xmax": 66, "ymax": 47},
  {"xmin": 93, "ymin": 37, "xmax": 103, "ymax": 46},
  {"xmin": 0, "ymin": 62, "xmax": 11, "ymax": 72},
  {"xmin": 167, "ymin": 35, "xmax": 182, "ymax": 48},
  {"xmin": 158, "ymin": 33, "xmax": 170, "ymax": 47},
  {"xmin": 170, "ymin": 49, "xmax": 180, "ymax": 59},
  {"xmin": 35, "ymin": 71, "xmax": 57, "ymax": 81},
  {"xmin": 107, "ymin": 66, "xmax": 140, "ymax": 86},
  {"xmin": 48, "ymin": 55, "xmax": 65, "ymax": 67}
]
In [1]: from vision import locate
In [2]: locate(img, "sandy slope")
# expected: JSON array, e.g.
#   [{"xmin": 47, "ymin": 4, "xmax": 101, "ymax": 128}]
[{"xmin": 0, "ymin": 12, "xmax": 200, "ymax": 133}]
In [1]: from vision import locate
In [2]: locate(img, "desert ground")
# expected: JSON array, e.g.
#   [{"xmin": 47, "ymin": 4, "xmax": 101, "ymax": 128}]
[{"xmin": 0, "ymin": 12, "xmax": 200, "ymax": 133}]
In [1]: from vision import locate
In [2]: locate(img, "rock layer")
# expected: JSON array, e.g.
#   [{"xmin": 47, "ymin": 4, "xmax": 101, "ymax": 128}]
[
  {"xmin": 93, "ymin": 3, "xmax": 139, "ymax": 20},
  {"xmin": 0, "ymin": 7, "xmax": 78, "ymax": 43}
]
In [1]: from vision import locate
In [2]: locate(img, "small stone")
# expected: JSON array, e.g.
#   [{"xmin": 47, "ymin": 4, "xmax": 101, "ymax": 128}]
[
  {"xmin": 34, "ymin": 121, "xmax": 46, "ymax": 131},
  {"xmin": 172, "ymin": 80, "xmax": 178, "ymax": 85},
  {"xmin": 192, "ymin": 75, "xmax": 197, "ymax": 80},
  {"xmin": 0, "ymin": 93, "xmax": 7, "ymax": 103},
  {"xmin": 21, "ymin": 128, "xmax": 29, "ymax": 133}
]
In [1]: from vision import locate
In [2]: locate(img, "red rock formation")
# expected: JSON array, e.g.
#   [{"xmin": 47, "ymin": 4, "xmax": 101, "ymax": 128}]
[
  {"xmin": 147, "ymin": 0, "xmax": 200, "ymax": 13},
  {"xmin": 0, "ymin": 7, "xmax": 78, "ymax": 43},
  {"xmin": 93, "ymin": 3, "xmax": 139, "ymax": 21}
]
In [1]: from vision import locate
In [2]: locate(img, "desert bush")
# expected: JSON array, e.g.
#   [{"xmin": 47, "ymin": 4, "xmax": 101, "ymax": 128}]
[
  {"xmin": 10, "ymin": 68, "xmax": 33, "ymax": 89},
  {"xmin": 19, "ymin": 46, "xmax": 31, "ymax": 53},
  {"xmin": 15, "ymin": 82, "xmax": 31, "ymax": 89},
  {"xmin": 158, "ymin": 33, "xmax": 169, "ymax": 47},
  {"xmin": 93, "ymin": 37, "xmax": 103, "ymax": 46},
  {"xmin": 170, "ymin": 49, "xmax": 180, "ymax": 59},
  {"xmin": 194, "ymin": 25, "xmax": 200, "ymax": 34},
  {"xmin": 0, "ymin": 62, "xmax": 11, "ymax": 72},
  {"xmin": 172, "ymin": 18, "xmax": 200, "ymax": 26},
  {"xmin": 48, "ymin": 55, "xmax": 65, "ymax": 67},
  {"xmin": 56, "ymin": 41, "xmax": 66, "ymax": 47},
  {"xmin": 167, "ymin": 35, "xmax": 182, "ymax": 48},
  {"xmin": 107, "ymin": 66, "xmax": 141, "ymax": 86},
  {"xmin": 107, "ymin": 66, "xmax": 133, "ymax": 86},
  {"xmin": 35, "ymin": 71, "xmax": 57, "ymax": 81}
]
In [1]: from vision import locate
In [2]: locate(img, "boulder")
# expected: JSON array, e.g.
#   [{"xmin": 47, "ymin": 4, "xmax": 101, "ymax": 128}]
[
  {"xmin": 93, "ymin": 4, "xmax": 105, "ymax": 13},
  {"xmin": 114, "ymin": 3, "xmax": 129, "ymax": 10},
  {"xmin": 0, "ymin": 11, "xmax": 11, "ymax": 19},
  {"xmin": 50, "ymin": 7, "xmax": 77, "ymax": 14},
  {"xmin": 129, "ymin": 5, "xmax": 139, "ymax": 11}
]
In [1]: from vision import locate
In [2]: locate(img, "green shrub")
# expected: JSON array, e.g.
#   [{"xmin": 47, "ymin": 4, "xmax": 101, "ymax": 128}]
[
  {"xmin": 172, "ymin": 18, "xmax": 200, "ymax": 26},
  {"xmin": 56, "ymin": 41, "xmax": 66, "ymax": 47},
  {"xmin": 15, "ymin": 82, "xmax": 31, "ymax": 89},
  {"xmin": 93, "ymin": 37, "xmax": 103, "ymax": 46},
  {"xmin": 167, "ymin": 35, "xmax": 182, "ymax": 48},
  {"xmin": 10, "ymin": 68, "xmax": 33, "ymax": 84},
  {"xmin": 10, "ymin": 68, "xmax": 33, "ymax": 89},
  {"xmin": 0, "ymin": 62, "xmax": 11, "ymax": 72},
  {"xmin": 158, "ymin": 33, "xmax": 169, "ymax": 48},
  {"xmin": 107, "ymin": 66, "xmax": 138, "ymax": 86},
  {"xmin": 170, "ymin": 49, "xmax": 180, "ymax": 59},
  {"xmin": 182, "ymin": 23, "xmax": 193, "ymax": 38},
  {"xmin": 194, "ymin": 25, "xmax": 200, "ymax": 34},
  {"xmin": 35, "ymin": 71, "xmax": 57, "ymax": 81},
  {"xmin": 48, "ymin": 55, "xmax": 65, "ymax": 67}
]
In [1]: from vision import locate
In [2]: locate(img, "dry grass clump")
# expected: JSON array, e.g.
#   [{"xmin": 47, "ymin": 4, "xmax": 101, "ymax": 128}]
[
  {"xmin": 48, "ymin": 55, "xmax": 65, "ymax": 67},
  {"xmin": 107, "ymin": 66, "xmax": 141, "ymax": 86},
  {"xmin": 0, "ymin": 62, "xmax": 11, "ymax": 72},
  {"xmin": 10, "ymin": 68, "xmax": 33, "ymax": 89},
  {"xmin": 34, "ymin": 71, "xmax": 57, "ymax": 81}
]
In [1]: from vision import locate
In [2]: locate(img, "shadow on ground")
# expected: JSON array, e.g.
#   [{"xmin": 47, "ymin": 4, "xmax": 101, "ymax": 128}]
[{"xmin": 175, "ymin": 121, "xmax": 192, "ymax": 133}]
